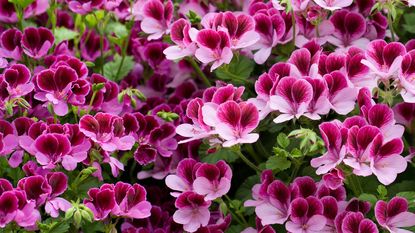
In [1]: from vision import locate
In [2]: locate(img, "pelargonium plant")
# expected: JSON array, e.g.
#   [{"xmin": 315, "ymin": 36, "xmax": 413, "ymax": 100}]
[{"xmin": 1, "ymin": 0, "xmax": 415, "ymax": 232}]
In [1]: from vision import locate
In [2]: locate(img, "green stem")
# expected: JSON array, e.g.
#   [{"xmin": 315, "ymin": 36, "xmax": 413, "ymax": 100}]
[
  {"xmin": 387, "ymin": 10, "xmax": 395, "ymax": 41},
  {"xmin": 236, "ymin": 150, "xmax": 261, "ymax": 173},
  {"xmin": 289, "ymin": 158, "xmax": 303, "ymax": 182},
  {"xmin": 87, "ymin": 90, "xmax": 98, "ymax": 114},
  {"xmin": 187, "ymin": 57, "xmax": 212, "ymax": 87},
  {"xmin": 245, "ymin": 144, "xmax": 261, "ymax": 164}
]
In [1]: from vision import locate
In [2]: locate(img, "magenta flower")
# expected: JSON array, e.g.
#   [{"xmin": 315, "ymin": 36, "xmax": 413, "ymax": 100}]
[
  {"xmin": 251, "ymin": 11, "xmax": 286, "ymax": 64},
  {"xmin": 338, "ymin": 212, "xmax": 378, "ymax": 233},
  {"xmin": 2, "ymin": 64, "xmax": 34, "ymax": 98},
  {"xmin": 79, "ymin": 112, "xmax": 135, "ymax": 152},
  {"xmin": 0, "ymin": 28, "xmax": 22, "ymax": 60},
  {"xmin": 21, "ymin": 27, "xmax": 54, "ymax": 59},
  {"xmin": 111, "ymin": 182, "xmax": 151, "ymax": 219},
  {"xmin": 17, "ymin": 175, "xmax": 51, "ymax": 207},
  {"xmin": 0, "ymin": 0, "xmax": 18, "ymax": 23},
  {"xmin": 173, "ymin": 191, "xmax": 211, "ymax": 232},
  {"xmin": 34, "ymin": 66, "xmax": 78, "ymax": 116},
  {"xmin": 67, "ymin": 0, "xmax": 104, "ymax": 14},
  {"xmin": 141, "ymin": 0, "xmax": 173, "ymax": 40},
  {"xmin": 163, "ymin": 19, "xmax": 197, "ymax": 60},
  {"xmin": 304, "ymin": 77, "xmax": 331, "ymax": 120},
  {"xmin": 80, "ymin": 30, "xmax": 109, "ymax": 61},
  {"xmin": 84, "ymin": 184, "xmax": 116, "ymax": 220},
  {"xmin": 324, "ymin": 71, "xmax": 358, "ymax": 115},
  {"xmin": 314, "ymin": 0, "xmax": 353, "ymax": 11},
  {"xmin": 214, "ymin": 101, "xmax": 259, "ymax": 147},
  {"xmin": 393, "ymin": 102, "xmax": 415, "ymax": 129},
  {"xmin": 195, "ymin": 29, "xmax": 233, "ymax": 71},
  {"xmin": 322, "ymin": 168, "xmax": 345, "ymax": 190},
  {"xmin": 327, "ymin": 10, "xmax": 368, "ymax": 50},
  {"xmin": 193, "ymin": 160, "xmax": 232, "ymax": 200},
  {"xmin": 165, "ymin": 158, "xmax": 200, "ymax": 196},
  {"xmin": 0, "ymin": 190, "xmax": 18, "ymax": 227},
  {"xmin": 375, "ymin": 197, "xmax": 415, "ymax": 232},
  {"xmin": 61, "ymin": 124, "xmax": 91, "ymax": 171},
  {"xmin": 285, "ymin": 197, "xmax": 327, "ymax": 233},
  {"xmin": 399, "ymin": 50, "xmax": 415, "ymax": 102},
  {"xmin": 361, "ymin": 40, "xmax": 406, "ymax": 82},
  {"xmin": 33, "ymin": 133, "xmax": 71, "ymax": 169},
  {"xmin": 269, "ymin": 77, "xmax": 313, "ymax": 123},
  {"xmin": 288, "ymin": 46, "xmax": 320, "ymax": 78},
  {"xmin": 311, "ymin": 121, "xmax": 347, "ymax": 174},
  {"xmin": 44, "ymin": 172, "xmax": 71, "ymax": 217}
]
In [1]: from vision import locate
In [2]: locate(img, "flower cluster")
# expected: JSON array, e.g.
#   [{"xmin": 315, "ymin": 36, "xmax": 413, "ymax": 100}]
[{"xmin": 245, "ymin": 170, "xmax": 415, "ymax": 233}]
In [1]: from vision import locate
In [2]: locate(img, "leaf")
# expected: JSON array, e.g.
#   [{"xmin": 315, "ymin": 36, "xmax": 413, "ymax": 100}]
[
  {"xmin": 201, "ymin": 148, "xmax": 239, "ymax": 164},
  {"xmin": 266, "ymin": 156, "xmax": 291, "ymax": 171},
  {"xmin": 105, "ymin": 22, "xmax": 128, "ymax": 38},
  {"xmin": 235, "ymin": 175, "xmax": 260, "ymax": 201},
  {"xmin": 377, "ymin": 185, "xmax": 388, "ymax": 199},
  {"xmin": 359, "ymin": 193, "xmax": 378, "ymax": 206},
  {"xmin": 9, "ymin": 0, "xmax": 34, "ymax": 9},
  {"xmin": 403, "ymin": 13, "xmax": 415, "ymax": 34},
  {"xmin": 214, "ymin": 55, "xmax": 254, "ymax": 84},
  {"xmin": 227, "ymin": 225, "xmax": 245, "ymax": 233},
  {"xmin": 54, "ymin": 27, "xmax": 79, "ymax": 44},
  {"xmin": 277, "ymin": 133, "xmax": 290, "ymax": 148},
  {"xmin": 103, "ymin": 54, "xmax": 134, "ymax": 82}
]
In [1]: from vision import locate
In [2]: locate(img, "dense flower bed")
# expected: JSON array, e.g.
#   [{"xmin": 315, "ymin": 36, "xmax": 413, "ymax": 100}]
[{"xmin": 1, "ymin": 0, "xmax": 415, "ymax": 232}]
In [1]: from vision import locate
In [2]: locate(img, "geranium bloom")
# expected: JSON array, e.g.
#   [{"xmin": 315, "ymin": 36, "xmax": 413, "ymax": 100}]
[
  {"xmin": 399, "ymin": 50, "xmax": 415, "ymax": 102},
  {"xmin": 193, "ymin": 160, "xmax": 232, "ymax": 200},
  {"xmin": 84, "ymin": 184, "xmax": 116, "ymax": 220},
  {"xmin": 79, "ymin": 112, "xmax": 135, "ymax": 152},
  {"xmin": 285, "ymin": 197, "xmax": 327, "ymax": 233},
  {"xmin": 0, "ymin": 28, "xmax": 22, "ymax": 60},
  {"xmin": 165, "ymin": 158, "xmax": 201, "ymax": 196},
  {"xmin": 34, "ymin": 66, "xmax": 78, "ymax": 116},
  {"xmin": 194, "ymin": 29, "xmax": 233, "ymax": 71},
  {"xmin": 173, "ymin": 191, "xmax": 211, "ymax": 232},
  {"xmin": 0, "ymin": 190, "xmax": 18, "ymax": 227},
  {"xmin": 21, "ymin": 27, "xmax": 54, "ymax": 59},
  {"xmin": 111, "ymin": 182, "xmax": 151, "ymax": 219},
  {"xmin": 338, "ymin": 212, "xmax": 378, "ymax": 233},
  {"xmin": 313, "ymin": 0, "xmax": 353, "ymax": 11},
  {"xmin": 324, "ymin": 71, "xmax": 358, "ymax": 115},
  {"xmin": 361, "ymin": 40, "xmax": 406, "ymax": 82},
  {"xmin": 33, "ymin": 133, "xmax": 71, "ymax": 169},
  {"xmin": 141, "ymin": 0, "xmax": 173, "ymax": 40},
  {"xmin": 375, "ymin": 197, "xmax": 415, "ymax": 232},
  {"xmin": 269, "ymin": 77, "xmax": 313, "ymax": 123},
  {"xmin": 163, "ymin": 19, "xmax": 197, "ymax": 60},
  {"xmin": 67, "ymin": 0, "xmax": 104, "ymax": 14},
  {"xmin": 2, "ymin": 64, "xmax": 34, "ymax": 98},
  {"xmin": 44, "ymin": 172, "xmax": 71, "ymax": 217}
]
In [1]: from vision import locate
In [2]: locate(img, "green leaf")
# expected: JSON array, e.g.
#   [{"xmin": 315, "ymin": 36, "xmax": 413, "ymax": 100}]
[
  {"xmin": 54, "ymin": 27, "xmax": 79, "ymax": 44},
  {"xmin": 106, "ymin": 22, "xmax": 128, "ymax": 38},
  {"xmin": 201, "ymin": 148, "xmax": 239, "ymax": 164},
  {"xmin": 85, "ymin": 14, "xmax": 97, "ymax": 28},
  {"xmin": 235, "ymin": 175, "xmax": 260, "ymax": 201},
  {"xmin": 214, "ymin": 55, "xmax": 254, "ymax": 84},
  {"xmin": 103, "ymin": 54, "xmax": 134, "ymax": 82},
  {"xmin": 377, "ymin": 185, "xmax": 388, "ymax": 199},
  {"xmin": 227, "ymin": 225, "xmax": 245, "ymax": 233},
  {"xmin": 9, "ymin": 0, "xmax": 34, "ymax": 9},
  {"xmin": 266, "ymin": 156, "xmax": 291, "ymax": 171},
  {"xmin": 359, "ymin": 193, "xmax": 378, "ymax": 206},
  {"xmin": 277, "ymin": 133, "xmax": 290, "ymax": 148},
  {"xmin": 403, "ymin": 13, "xmax": 415, "ymax": 34}
]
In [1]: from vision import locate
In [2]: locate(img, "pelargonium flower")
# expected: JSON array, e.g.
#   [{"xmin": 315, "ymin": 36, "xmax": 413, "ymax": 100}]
[
  {"xmin": 399, "ymin": 50, "xmax": 415, "ymax": 102},
  {"xmin": 67, "ymin": 0, "xmax": 104, "ymax": 14},
  {"xmin": 140, "ymin": 0, "xmax": 173, "ymax": 40},
  {"xmin": 285, "ymin": 197, "xmax": 327, "ymax": 233},
  {"xmin": 34, "ymin": 65, "xmax": 78, "ymax": 116},
  {"xmin": 193, "ymin": 160, "xmax": 232, "ymax": 200},
  {"xmin": 324, "ymin": 71, "xmax": 358, "ymax": 115},
  {"xmin": 269, "ymin": 76, "xmax": 313, "ymax": 123},
  {"xmin": 165, "ymin": 158, "xmax": 201, "ymax": 196},
  {"xmin": 84, "ymin": 184, "xmax": 116, "ymax": 220},
  {"xmin": 195, "ymin": 29, "xmax": 233, "ymax": 71},
  {"xmin": 337, "ymin": 212, "xmax": 378, "ymax": 233},
  {"xmin": 173, "ymin": 191, "xmax": 211, "ymax": 232},
  {"xmin": 393, "ymin": 102, "xmax": 415, "ymax": 129},
  {"xmin": 2, "ymin": 64, "xmax": 34, "ymax": 98},
  {"xmin": 17, "ymin": 175, "xmax": 52, "ymax": 207},
  {"xmin": 21, "ymin": 27, "xmax": 54, "ymax": 59},
  {"xmin": 163, "ymin": 19, "xmax": 197, "ymax": 60},
  {"xmin": 375, "ymin": 197, "xmax": 415, "ymax": 232},
  {"xmin": 44, "ymin": 172, "xmax": 71, "ymax": 217},
  {"xmin": 61, "ymin": 124, "xmax": 91, "ymax": 171},
  {"xmin": 80, "ymin": 113, "xmax": 135, "ymax": 152},
  {"xmin": 80, "ymin": 30, "xmax": 109, "ymax": 61},
  {"xmin": 0, "ymin": 28, "xmax": 22, "ymax": 60},
  {"xmin": 0, "ymin": 190, "xmax": 18, "ymax": 227},
  {"xmin": 361, "ymin": 40, "xmax": 406, "ymax": 82},
  {"xmin": 33, "ymin": 133, "xmax": 71, "ymax": 169},
  {"xmin": 313, "ymin": 0, "xmax": 353, "ymax": 11},
  {"xmin": 327, "ymin": 10, "xmax": 369, "ymax": 50},
  {"xmin": 111, "ymin": 182, "xmax": 152, "ymax": 219}
]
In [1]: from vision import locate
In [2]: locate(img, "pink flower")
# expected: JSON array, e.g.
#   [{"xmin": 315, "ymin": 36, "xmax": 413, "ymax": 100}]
[
  {"xmin": 269, "ymin": 77, "xmax": 313, "ymax": 123},
  {"xmin": 311, "ymin": 121, "xmax": 347, "ymax": 174},
  {"xmin": 399, "ymin": 50, "xmax": 415, "ymax": 102},
  {"xmin": 322, "ymin": 168, "xmax": 345, "ymax": 190},
  {"xmin": 327, "ymin": 10, "xmax": 369, "ymax": 50},
  {"xmin": 215, "ymin": 101, "xmax": 259, "ymax": 147},
  {"xmin": 79, "ymin": 112, "xmax": 135, "ymax": 152},
  {"xmin": 67, "ymin": 0, "xmax": 104, "ymax": 14},
  {"xmin": 33, "ymin": 133, "xmax": 71, "ymax": 169},
  {"xmin": 2, "ymin": 64, "xmax": 34, "ymax": 98},
  {"xmin": 141, "ymin": 0, "xmax": 173, "ymax": 40},
  {"xmin": 21, "ymin": 27, "xmax": 54, "ymax": 59},
  {"xmin": 361, "ymin": 40, "xmax": 406, "ymax": 82},
  {"xmin": 339, "ymin": 212, "xmax": 378, "ymax": 233},
  {"xmin": 393, "ymin": 102, "xmax": 415, "ymax": 129},
  {"xmin": 163, "ymin": 19, "xmax": 197, "ymax": 60},
  {"xmin": 324, "ymin": 71, "xmax": 358, "ymax": 115},
  {"xmin": 193, "ymin": 160, "xmax": 232, "ymax": 200},
  {"xmin": 285, "ymin": 197, "xmax": 327, "ymax": 233},
  {"xmin": 165, "ymin": 158, "xmax": 200, "ymax": 196},
  {"xmin": 84, "ymin": 184, "xmax": 116, "ymax": 221},
  {"xmin": 0, "ymin": 28, "xmax": 22, "ymax": 60},
  {"xmin": 375, "ymin": 197, "xmax": 415, "ymax": 233},
  {"xmin": 111, "ymin": 182, "xmax": 152, "ymax": 219},
  {"xmin": 0, "ymin": 191, "xmax": 18, "ymax": 227},
  {"xmin": 251, "ymin": 11, "xmax": 286, "ymax": 64},
  {"xmin": 314, "ymin": 0, "xmax": 353, "ymax": 11},
  {"xmin": 195, "ymin": 29, "xmax": 233, "ymax": 71},
  {"xmin": 34, "ymin": 66, "xmax": 78, "ymax": 116},
  {"xmin": 304, "ymin": 77, "xmax": 331, "ymax": 120},
  {"xmin": 173, "ymin": 191, "xmax": 211, "ymax": 232},
  {"xmin": 44, "ymin": 172, "xmax": 71, "ymax": 218}
]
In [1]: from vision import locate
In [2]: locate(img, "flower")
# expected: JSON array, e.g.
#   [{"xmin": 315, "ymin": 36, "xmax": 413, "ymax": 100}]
[
  {"xmin": 163, "ymin": 19, "xmax": 197, "ymax": 60},
  {"xmin": 313, "ymin": 0, "xmax": 353, "ymax": 11},
  {"xmin": 193, "ymin": 160, "xmax": 232, "ymax": 200},
  {"xmin": 0, "ymin": 28, "xmax": 22, "ymax": 60},
  {"xmin": 21, "ymin": 27, "xmax": 54, "ymax": 59},
  {"xmin": 375, "ymin": 197, "xmax": 415, "ymax": 233},
  {"xmin": 141, "ymin": 0, "xmax": 173, "ymax": 40},
  {"xmin": 112, "ymin": 182, "xmax": 152, "ymax": 219},
  {"xmin": 173, "ymin": 191, "xmax": 211, "ymax": 232},
  {"xmin": 33, "ymin": 133, "xmax": 71, "ymax": 169},
  {"xmin": 84, "ymin": 184, "xmax": 116, "ymax": 220}
]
